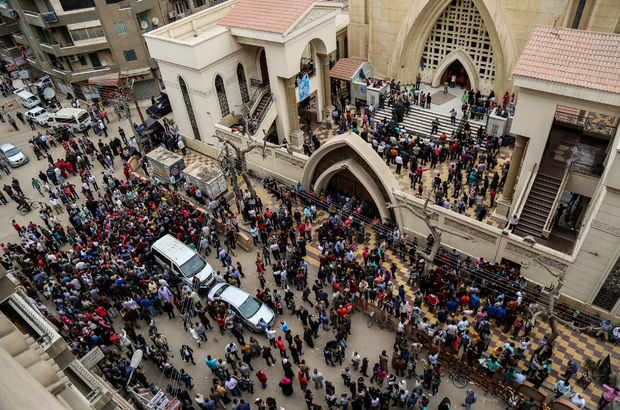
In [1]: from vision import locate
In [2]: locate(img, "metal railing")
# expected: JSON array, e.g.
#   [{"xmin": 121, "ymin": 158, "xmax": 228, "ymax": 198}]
[
  {"xmin": 541, "ymin": 164, "xmax": 571, "ymax": 238},
  {"xmin": 513, "ymin": 162, "xmax": 539, "ymax": 222}
]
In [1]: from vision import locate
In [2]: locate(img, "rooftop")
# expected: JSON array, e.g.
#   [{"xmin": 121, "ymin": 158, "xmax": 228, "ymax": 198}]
[
  {"xmin": 217, "ymin": 0, "xmax": 313, "ymax": 34},
  {"xmin": 329, "ymin": 57, "xmax": 365, "ymax": 81},
  {"xmin": 513, "ymin": 25, "xmax": 620, "ymax": 94}
]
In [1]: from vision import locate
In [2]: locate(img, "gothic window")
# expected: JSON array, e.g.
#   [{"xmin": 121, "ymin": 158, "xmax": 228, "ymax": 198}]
[
  {"xmin": 421, "ymin": 0, "xmax": 495, "ymax": 92},
  {"xmin": 215, "ymin": 75, "xmax": 230, "ymax": 117},
  {"xmin": 179, "ymin": 76, "xmax": 201, "ymax": 141},
  {"xmin": 592, "ymin": 256, "xmax": 620, "ymax": 311},
  {"xmin": 236, "ymin": 64, "xmax": 249, "ymax": 104}
]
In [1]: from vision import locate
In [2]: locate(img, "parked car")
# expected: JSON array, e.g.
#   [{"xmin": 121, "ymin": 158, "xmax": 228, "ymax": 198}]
[
  {"xmin": 150, "ymin": 234, "xmax": 215, "ymax": 288},
  {"xmin": 33, "ymin": 75, "xmax": 53, "ymax": 90},
  {"xmin": 207, "ymin": 283, "xmax": 275, "ymax": 332},
  {"xmin": 146, "ymin": 93, "xmax": 172, "ymax": 119},
  {"xmin": 0, "ymin": 143, "xmax": 28, "ymax": 167},
  {"xmin": 26, "ymin": 106, "xmax": 51, "ymax": 126}
]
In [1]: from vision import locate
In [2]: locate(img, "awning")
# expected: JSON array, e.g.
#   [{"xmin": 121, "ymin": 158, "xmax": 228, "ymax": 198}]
[
  {"xmin": 120, "ymin": 67, "xmax": 151, "ymax": 77},
  {"xmin": 330, "ymin": 58, "xmax": 366, "ymax": 81},
  {"xmin": 88, "ymin": 73, "xmax": 120, "ymax": 87}
]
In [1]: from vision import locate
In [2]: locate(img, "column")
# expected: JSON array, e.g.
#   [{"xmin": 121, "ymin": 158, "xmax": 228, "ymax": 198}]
[
  {"xmin": 317, "ymin": 53, "xmax": 334, "ymax": 128},
  {"xmin": 285, "ymin": 75, "xmax": 304, "ymax": 151},
  {"xmin": 492, "ymin": 134, "xmax": 527, "ymax": 223}
]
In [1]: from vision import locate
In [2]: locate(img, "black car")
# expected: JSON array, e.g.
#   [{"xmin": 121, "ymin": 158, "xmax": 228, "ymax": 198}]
[{"xmin": 146, "ymin": 93, "xmax": 172, "ymax": 119}]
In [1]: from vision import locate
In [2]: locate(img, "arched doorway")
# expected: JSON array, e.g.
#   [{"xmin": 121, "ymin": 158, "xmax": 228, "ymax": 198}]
[
  {"xmin": 441, "ymin": 60, "xmax": 470, "ymax": 89},
  {"xmin": 302, "ymin": 133, "xmax": 404, "ymax": 228},
  {"xmin": 325, "ymin": 168, "xmax": 379, "ymax": 219},
  {"xmin": 258, "ymin": 49, "xmax": 269, "ymax": 84}
]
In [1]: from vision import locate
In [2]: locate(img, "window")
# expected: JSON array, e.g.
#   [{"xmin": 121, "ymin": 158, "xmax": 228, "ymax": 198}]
[
  {"xmin": 236, "ymin": 64, "xmax": 249, "ymax": 104},
  {"xmin": 174, "ymin": 0, "xmax": 189, "ymax": 15},
  {"xmin": 59, "ymin": 0, "xmax": 94, "ymax": 11},
  {"xmin": 194, "ymin": 0, "xmax": 206, "ymax": 6},
  {"xmin": 69, "ymin": 26, "xmax": 105, "ymax": 42},
  {"xmin": 215, "ymin": 75, "xmax": 229, "ymax": 117},
  {"xmin": 179, "ymin": 76, "xmax": 201, "ymax": 140},
  {"xmin": 78, "ymin": 55, "xmax": 87, "ymax": 66},
  {"xmin": 123, "ymin": 49, "xmax": 137, "ymax": 62},
  {"xmin": 114, "ymin": 21, "xmax": 127, "ymax": 34},
  {"xmin": 592, "ymin": 256, "xmax": 620, "ymax": 311}
]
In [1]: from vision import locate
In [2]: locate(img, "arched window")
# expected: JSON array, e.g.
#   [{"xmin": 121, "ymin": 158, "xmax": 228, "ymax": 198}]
[
  {"xmin": 215, "ymin": 75, "xmax": 229, "ymax": 117},
  {"xmin": 236, "ymin": 64, "xmax": 249, "ymax": 104},
  {"xmin": 336, "ymin": 40, "xmax": 340, "ymax": 60},
  {"xmin": 344, "ymin": 35, "xmax": 348, "ymax": 57},
  {"xmin": 179, "ymin": 76, "xmax": 201, "ymax": 141}
]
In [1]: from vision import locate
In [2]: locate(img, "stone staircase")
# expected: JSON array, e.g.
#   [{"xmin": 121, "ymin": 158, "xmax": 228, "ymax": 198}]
[
  {"xmin": 249, "ymin": 92, "xmax": 273, "ymax": 135},
  {"xmin": 374, "ymin": 103, "xmax": 485, "ymax": 138},
  {"xmin": 513, "ymin": 173, "xmax": 563, "ymax": 237}
]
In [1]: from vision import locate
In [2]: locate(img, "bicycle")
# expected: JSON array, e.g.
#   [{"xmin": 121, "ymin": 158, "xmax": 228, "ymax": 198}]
[
  {"xmin": 449, "ymin": 363, "xmax": 468, "ymax": 388},
  {"xmin": 367, "ymin": 311, "xmax": 394, "ymax": 331},
  {"xmin": 17, "ymin": 200, "xmax": 37, "ymax": 215}
]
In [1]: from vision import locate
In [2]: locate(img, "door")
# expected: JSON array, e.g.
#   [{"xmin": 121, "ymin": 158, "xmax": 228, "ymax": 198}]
[
  {"xmin": 88, "ymin": 53, "xmax": 101, "ymax": 68},
  {"xmin": 259, "ymin": 50, "xmax": 269, "ymax": 84}
]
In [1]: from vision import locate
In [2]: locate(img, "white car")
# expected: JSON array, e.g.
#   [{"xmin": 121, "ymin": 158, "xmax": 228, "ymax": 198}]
[
  {"xmin": 207, "ymin": 283, "xmax": 275, "ymax": 332},
  {"xmin": 0, "ymin": 143, "xmax": 28, "ymax": 167},
  {"xmin": 26, "ymin": 106, "xmax": 50, "ymax": 126}
]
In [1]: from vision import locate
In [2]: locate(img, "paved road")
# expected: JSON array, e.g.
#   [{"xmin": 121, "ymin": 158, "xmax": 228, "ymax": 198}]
[{"xmin": 0, "ymin": 92, "xmax": 502, "ymax": 409}]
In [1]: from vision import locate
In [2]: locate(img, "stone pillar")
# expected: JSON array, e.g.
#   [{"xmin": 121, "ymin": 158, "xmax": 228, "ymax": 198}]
[
  {"xmin": 285, "ymin": 75, "xmax": 304, "ymax": 151},
  {"xmin": 492, "ymin": 134, "xmax": 527, "ymax": 223},
  {"xmin": 317, "ymin": 53, "xmax": 334, "ymax": 128}
]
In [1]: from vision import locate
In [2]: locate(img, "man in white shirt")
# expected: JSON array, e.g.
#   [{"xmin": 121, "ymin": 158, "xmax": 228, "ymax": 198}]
[{"xmin": 570, "ymin": 393, "xmax": 585, "ymax": 409}]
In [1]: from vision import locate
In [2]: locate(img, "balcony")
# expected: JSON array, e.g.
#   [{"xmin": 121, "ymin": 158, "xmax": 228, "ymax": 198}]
[
  {"xmin": 55, "ymin": 8, "xmax": 99, "ymax": 26},
  {"xmin": 40, "ymin": 38, "xmax": 109, "ymax": 57},
  {"xmin": 22, "ymin": 10, "xmax": 58, "ymax": 28},
  {"xmin": 0, "ymin": 22, "xmax": 18, "ymax": 36},
  {"xmin": 11, "ymin": 32, "xmax": 27, "ymax": 45},
  {"xmin": 51, "ymin": 65, "xmax": 114, "ymax": 83},
  {"xmin": 131, "ymin": 0, "xmax": 156, "ymax": 13},
  {"xmin": 0, "ymin": 3, "xmax": 17, "ymax": 19}
]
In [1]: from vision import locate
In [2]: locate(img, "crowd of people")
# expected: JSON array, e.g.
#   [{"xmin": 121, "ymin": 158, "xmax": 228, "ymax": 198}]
[
  {"xmin": 325, "ymin": 82, "xmax": 512, "ymax": 223},
  {"xmin": 2, "ymin": 86, "xmax": 618, "ymax": 410}
]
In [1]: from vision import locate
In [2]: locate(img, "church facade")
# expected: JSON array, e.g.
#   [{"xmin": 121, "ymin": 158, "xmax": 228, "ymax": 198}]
[{"xmin": 348, "ymin": 0, "xmax": 620, "ymax": 95}]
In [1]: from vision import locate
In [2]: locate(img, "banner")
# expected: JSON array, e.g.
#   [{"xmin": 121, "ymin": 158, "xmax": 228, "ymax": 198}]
[{"xmin": 297, "ymin": 73, "xmax": 310, "ymax": 102}]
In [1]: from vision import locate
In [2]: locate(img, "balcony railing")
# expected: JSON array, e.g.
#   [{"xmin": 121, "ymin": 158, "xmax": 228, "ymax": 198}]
[
  {"xmin": 22, "ymin": 10, "xmax": 57, "ymax": 28},
  {"xmin": 554, "ymin": 110, "xmax": 617, "ymax": 138}
]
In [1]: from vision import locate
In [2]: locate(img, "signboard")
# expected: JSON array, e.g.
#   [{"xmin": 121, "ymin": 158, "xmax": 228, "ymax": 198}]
[
  {"xmin": 297, "ymin": 73, "xmax": 310, "ymax": 102},
  {"xmin": 80, "ymin": 346, "xmax": 104, "ymax": 370}
]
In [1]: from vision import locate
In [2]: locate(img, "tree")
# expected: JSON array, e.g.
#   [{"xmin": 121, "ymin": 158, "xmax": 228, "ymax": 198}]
[
  {"xmin": 215, "ymin": 132, "xmax": 287, "ymax": 218},
  {"xmin": 525, "ymin": 256, "xmax": 603, "ymax": 346},
  {"xmin": 387, "ymin": 196, "xmax": 443, "ymax": 276}
]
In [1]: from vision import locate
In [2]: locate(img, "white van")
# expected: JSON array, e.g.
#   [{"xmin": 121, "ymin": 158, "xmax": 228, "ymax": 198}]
[
  {"xmin": 48, "ymin": 108, "xmax": 91, "ymax": 132},
  {"xmin": 151, "ymin": 234, "xmax": 215, "ymax": 288},
  {"xmin": 15, "ymin": 90, "xmax": 41, "ymax": 109}
]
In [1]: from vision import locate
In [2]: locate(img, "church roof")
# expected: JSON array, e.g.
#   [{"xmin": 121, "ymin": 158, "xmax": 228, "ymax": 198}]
[
  {"xmin": 513, "ymin": 25, "xmax": 620, "ymax": 94},
  {"xmin": 218, "ymin": 0, "xmax": 313, "ymax": 34},
  {"xmin": 330, "ymin": 58, "xmax": 365, "ymax": 81}
]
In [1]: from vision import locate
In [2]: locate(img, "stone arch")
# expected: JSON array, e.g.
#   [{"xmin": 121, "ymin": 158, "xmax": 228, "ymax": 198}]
[
  {"xmin": 389, "ymin": 0, "xmax": 518, "ymax": 94},
  {"xmin": 430, "ymin": 49, "xmax": 479, "ymax": 90},
  {"xmin": 302, "ymin": 132, "xmax": 403, "ymax": 227}
]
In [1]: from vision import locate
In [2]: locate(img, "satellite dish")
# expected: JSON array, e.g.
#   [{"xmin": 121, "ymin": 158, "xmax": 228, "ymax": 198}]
[
  {"xmin": 152, "ymin": 17, "xmax": 160, "ymax": 26},
  {"xmin": 140, "ymin": 20, "xmax": 148, "ymax": 30},
  {"xmin": 101, "ymin": 60, "xmax": 107, "ymax": 67},
  {"xmin": 43, "ymin": 87, "xmax": 55, "ymax": 100}
]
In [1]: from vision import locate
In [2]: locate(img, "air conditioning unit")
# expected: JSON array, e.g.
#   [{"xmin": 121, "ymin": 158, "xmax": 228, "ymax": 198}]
[
  {"xmin": 168, "ymin": 11, "xmax": 177, "ymax": 19},
  {"xmin": 68, "ymin": 55, "xmax": 78, "ymax": 62}
]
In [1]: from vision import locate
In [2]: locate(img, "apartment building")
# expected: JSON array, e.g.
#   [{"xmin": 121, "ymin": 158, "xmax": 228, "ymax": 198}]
[
  {"xmin": 0, "ymin": 265, "xmax": 133, "ymax": 409},
  {"xmin": 0, "ymin": 0, "xmax": 219, "ymax": 102}
]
